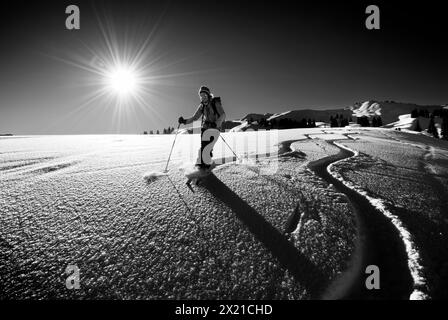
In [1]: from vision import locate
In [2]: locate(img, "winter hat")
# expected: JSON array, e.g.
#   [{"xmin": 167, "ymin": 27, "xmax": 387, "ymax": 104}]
[{"xmin": 198, "ymin": 85, "xmax": 211, "ymax": 96}]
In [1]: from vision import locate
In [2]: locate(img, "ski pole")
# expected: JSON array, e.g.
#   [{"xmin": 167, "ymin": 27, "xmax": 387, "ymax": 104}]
[
  {"xmin": 164, "ymin": 123, "xmax": 181, "ymax": 172},
  {"xmin": 220, "ymin": 134, "xmax": 239, "ymax": 160}
]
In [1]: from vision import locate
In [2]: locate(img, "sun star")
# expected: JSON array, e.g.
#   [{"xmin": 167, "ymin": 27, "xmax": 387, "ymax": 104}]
[{"xmin": 106, "ymin": 65, "xmax": 139, "ymax": 96}]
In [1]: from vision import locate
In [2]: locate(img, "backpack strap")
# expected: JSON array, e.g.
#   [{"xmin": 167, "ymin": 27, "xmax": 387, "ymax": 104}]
[
  {"xmin": 200, "ymin": 103, "xmax": 205, "ymax": 127},
  {"xmin": 211, "ymin": 97, "xmax": 221, "ymax": 117}
]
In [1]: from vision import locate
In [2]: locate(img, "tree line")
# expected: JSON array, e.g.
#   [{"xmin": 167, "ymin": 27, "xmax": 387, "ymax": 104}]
[
  {"xmin": 411, "ymin": 108, "xmax": 430, "ymax": 118},
  {"xmin": 247, "ymin": 117, "xmax": 317, "ymax": 129},
  {"xmin": 330, "ymin": 114, "xmax": 353, "ymax": 127},
  {"xmin": 143, "ymin": 126, "xmax": 175, "ymax": 135},
  {"xmin": 353, "ymin": 115, "xmax": 383, "ymax": 127}
]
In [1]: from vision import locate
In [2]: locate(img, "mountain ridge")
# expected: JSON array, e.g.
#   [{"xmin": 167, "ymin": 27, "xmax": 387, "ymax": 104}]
[{"xmin": 228, "ymin": 101, "xmax": 445, "ymax": 129}]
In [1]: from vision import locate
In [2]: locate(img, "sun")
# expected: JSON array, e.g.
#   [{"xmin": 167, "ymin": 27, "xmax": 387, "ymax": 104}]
[
  {"xmin": 45, "ymin": 9, "xmax": 218, "ymax": 133},
  {"xmin": 105, "ymin": 65, "xmax": 139, "ymax": 96}
]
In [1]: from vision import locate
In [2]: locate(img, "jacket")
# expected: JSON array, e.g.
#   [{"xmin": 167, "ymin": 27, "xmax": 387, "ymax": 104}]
[{"xmin": 185, "ymin": 97, "xmax": 226, "ymax": 129}]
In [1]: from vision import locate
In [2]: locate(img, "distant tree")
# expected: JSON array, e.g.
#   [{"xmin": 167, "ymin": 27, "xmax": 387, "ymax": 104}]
[
  {"xmin": 357, "ymin": 116, "xmax": 370, "ymax": 127},
  {"xmin": 428, "ymin": 115, "xmax": 435, "ymax": 134},
  {"xmin": 428, "ymin": 116, "xmax": 439, "ymax": 139},
  {"xmin": 349, "ymin": 117, "xmax": 353, "ymax": 122},
  {"xmin": 339, "ymin": 118, "xmax": 347, "ymax": 127},
  {"xmin": 419, "ymin": 109, "xmax": 426, "ymax": 118},
  {"xmin": 372, "ymin": 116, "xmax": 383, "ymax": 127},
  {"xmin": 442, "ymin": 115, "xmax": 448, "ymax": 140},
  {"xmin": 331, "ymin": 116, "xmax": 339, "ymax": 127},
  {"xmin": 312, "ymin": 119, "xmax": 316, "ymax": 127},
  {"xmin": 163, "ymin": 128, "xmax": 167, "ymax": 134},
  {"xmin": 364, "ymin": 116, "xmax": 370, "ymax": 127},
  {"xmin": 156, "ymin": 130, "xmax": 160, "ymax": 134},
  {"xmin": 377, "ymin": 116, "xmax": 383, "ymax": 126},
  {"xmin": 411, "ymin": 109, "xmax": 419, "ymax": 118},
  {"xmin": 414, "ymin": 119, "xmax": 422, "ymax": 132},
  {"xmin": 143, "ymin": 131, "xmax": 148, "ymax": 135},
  {"xmin": 433, "ymin": 109, "xmax": 443, "ymax": 118},
  {"xmin": 365, "ymin": 117, "xmax": 371, "ymax": 127},
  {"xmin": 150, "ymin": 130, "xmax": 154, "ymax": 134}
]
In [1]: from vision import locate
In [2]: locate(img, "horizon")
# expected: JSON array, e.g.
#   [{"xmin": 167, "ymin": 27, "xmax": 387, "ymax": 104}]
[
  {"xmin": 1, "ymin": 0, "xmax": 447, "ymax": 135},
  {"xmin": 2, "ymin": 98, "xmax": 447, "ymax": 135},
  {"xmin": 1, "ymin": 99, "xmax": 447, "ymax": 135}
]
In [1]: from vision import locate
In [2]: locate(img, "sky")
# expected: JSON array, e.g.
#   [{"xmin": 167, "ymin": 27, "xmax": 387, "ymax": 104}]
[{"xmin": 0, "ymin": 0, "xmax": 447, "ymax": 134}]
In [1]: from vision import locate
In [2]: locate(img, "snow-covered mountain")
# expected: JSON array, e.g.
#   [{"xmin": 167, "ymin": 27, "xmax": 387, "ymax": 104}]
[
  {"xmin": 241, "ymin": 113, "xmax": 273, "ymax": 122},
  {"xmin": 382, "ymin": 114, "xmax": 427, "ymax": 131},
  {"xmin": 350, "ymin": 101, "xmax": 443, "ymax": 125},
  {"xmin": 265, "ymin": 109, "xmax": 352, "ymax": 122},
  {"xmin": 229, "ymin": 109, "xmax": 353, "ymax": 132}
]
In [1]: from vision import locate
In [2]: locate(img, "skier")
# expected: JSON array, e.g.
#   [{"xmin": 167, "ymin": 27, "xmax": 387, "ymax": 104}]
[{"xmin": 178, "ymin": 85, "xmax": 226, "ymax": 169}]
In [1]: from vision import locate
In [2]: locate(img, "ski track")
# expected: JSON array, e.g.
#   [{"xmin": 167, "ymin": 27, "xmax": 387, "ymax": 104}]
[
  {"xmin": 382, "ymin": 130, "xmax": 448, "ymax": 181},
  {"xmin": 286, "ymin": 135, "xmax": 363, "ymax": 300},
  {"xmin": 329, "ymin": 141, "xmax": 429, "ymax": 300}
]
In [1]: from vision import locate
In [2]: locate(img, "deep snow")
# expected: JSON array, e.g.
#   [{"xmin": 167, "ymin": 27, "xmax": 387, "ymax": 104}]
[{"xmin": 1, "ymin": 128, "xmax": 447, "ymax": 299}]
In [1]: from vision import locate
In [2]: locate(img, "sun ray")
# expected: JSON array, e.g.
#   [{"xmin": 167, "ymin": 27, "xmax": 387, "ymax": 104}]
[{"xmin": 140, "ymin": 67, "xmax": 225, "ymax": 82}]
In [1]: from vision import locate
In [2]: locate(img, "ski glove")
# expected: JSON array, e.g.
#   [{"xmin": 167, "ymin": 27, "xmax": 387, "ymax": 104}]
[{"xmin": 178, "ymin": 116, "xmax": 186, "ymax": 124}]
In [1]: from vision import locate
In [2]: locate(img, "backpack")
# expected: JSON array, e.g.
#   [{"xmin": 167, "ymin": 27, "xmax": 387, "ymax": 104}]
[
  {"xmin": 201, "ymin": 97, "xmax": 225, "ymax": 126},
  {"xmin": 201, "ymin": 97, "xmax": 221, "ymax": 116}
]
